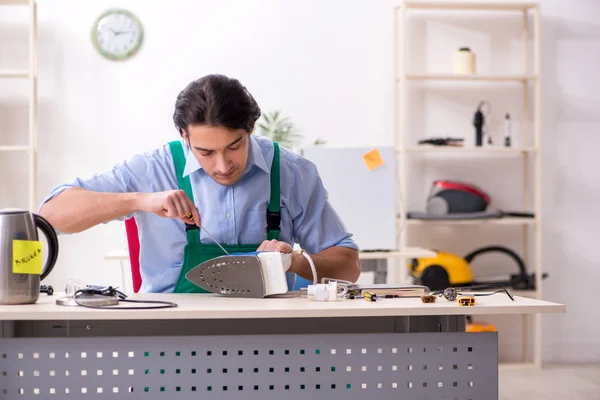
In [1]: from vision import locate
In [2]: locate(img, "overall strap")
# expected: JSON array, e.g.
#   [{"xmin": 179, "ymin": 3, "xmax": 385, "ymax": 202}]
[
  {"xmin": 168, "ymin": 140, "xmax": 200, "ymax": 245},
  {"xmin": 168, "ymin": 140, "xmax": 195, "ymax": 203},
  {"xmin": 267, "ymin": 142, "xmax": 281, "ymax": 240}
]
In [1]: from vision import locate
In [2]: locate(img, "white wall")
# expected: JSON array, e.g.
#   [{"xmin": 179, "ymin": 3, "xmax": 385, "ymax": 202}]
[{"xmin": 0, "ymin": 0, "xmax": 598, "ymax": 363}]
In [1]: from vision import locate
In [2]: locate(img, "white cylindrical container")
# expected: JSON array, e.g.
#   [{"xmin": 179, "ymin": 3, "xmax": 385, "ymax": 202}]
[{"xmin": 453, "ymin": 47, "xmax": 476, "ymax": 74}]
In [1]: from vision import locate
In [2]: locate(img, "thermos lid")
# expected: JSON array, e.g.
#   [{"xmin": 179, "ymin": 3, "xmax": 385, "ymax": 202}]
[{"xmin": 0, "ymin": 208, "xmax": 28, "ymax": 215}]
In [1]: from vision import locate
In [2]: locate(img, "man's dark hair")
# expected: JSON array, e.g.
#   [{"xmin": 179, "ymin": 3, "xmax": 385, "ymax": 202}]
[{"xmin": 173, "ymin": 74, "xmax": 261, "ymax": 135}]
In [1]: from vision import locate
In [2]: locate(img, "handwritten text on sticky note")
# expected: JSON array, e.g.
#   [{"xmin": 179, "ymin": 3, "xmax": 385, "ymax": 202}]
[
  {"xmin": 362, "ymin": 149, "xmax": 385, "ymax": 171},
  {"xmin": 13, "ymin": 240, "xmax": 43, "ymax": 275}
]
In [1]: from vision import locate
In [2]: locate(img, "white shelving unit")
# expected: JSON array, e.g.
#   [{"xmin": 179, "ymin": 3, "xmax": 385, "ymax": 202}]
[
  {"xmin": 0, "ymin": 0, "xmax": 38, "ymax": 211},
  {"xmin": 404, "ymin": 73, "xmax": 537, "ymax": 81},
  {"xmin": 403, "ymin": 146, "xmax": 538, "ymax": 153},
  {"xmin": 393, "ymin": 1, "xmax": 542, "ymax": 367}
]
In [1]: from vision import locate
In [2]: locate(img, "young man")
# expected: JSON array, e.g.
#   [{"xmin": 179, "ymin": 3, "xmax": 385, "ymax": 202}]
[{"xmin": 39, "ymin": 74, "xmax": 361, "ymax": 293}]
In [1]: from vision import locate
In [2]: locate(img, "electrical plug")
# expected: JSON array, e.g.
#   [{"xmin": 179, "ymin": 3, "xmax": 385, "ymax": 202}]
[{"xmin": 307, "ymin": 281, "xmax": 346, "ymax": 302}]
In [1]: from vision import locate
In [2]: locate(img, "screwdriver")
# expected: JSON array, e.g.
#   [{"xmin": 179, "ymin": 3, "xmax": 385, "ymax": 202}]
[{"xmin": 187, "ymin": 213, "xmax": 230, "ymax": 255}]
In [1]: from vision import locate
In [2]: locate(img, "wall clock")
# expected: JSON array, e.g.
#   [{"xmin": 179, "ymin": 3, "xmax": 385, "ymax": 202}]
[{"xmin": 91, "ymin": 8, "xmax": 144, "ymax": 61}]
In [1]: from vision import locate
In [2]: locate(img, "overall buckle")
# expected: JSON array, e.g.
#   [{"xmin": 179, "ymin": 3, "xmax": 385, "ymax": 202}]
[{"xmin": 267, "ymin": 211, "xmax": 281, "ymax": 231}]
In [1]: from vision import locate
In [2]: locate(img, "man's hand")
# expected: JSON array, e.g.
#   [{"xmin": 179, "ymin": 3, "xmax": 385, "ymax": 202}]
[
  {"xmin": 138, "ymin": 190, "xmax": 201, "ymax": 226},
  {"xmin": 39, "ymin": 188, "xmax": 203, "ymax": 234},
  {"xmin": 292, "ymin": 247, "xmax": 360, "ymax": 283},
  {"xmin": 256, "ymin": 239, "xmax": 293, "ymax": 253},
  {"xmin": 255, "ymin": 240, "xmax": 361, "ymax": 283}
]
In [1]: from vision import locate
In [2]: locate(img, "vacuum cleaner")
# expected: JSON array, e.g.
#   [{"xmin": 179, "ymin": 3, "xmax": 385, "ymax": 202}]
[
  {"xmin": 408, "ymin": 245, "xmax": 547, "ymax": 291},
  {"xmin": 407, "ymin": 180, "xmax": 535, "ymax": 220}
]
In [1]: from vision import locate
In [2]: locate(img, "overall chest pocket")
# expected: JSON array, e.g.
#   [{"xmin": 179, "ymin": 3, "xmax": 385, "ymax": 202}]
[
  {"xmin": 238, "ymin": 205, "xmax": 288, "ymax": 243},
  {"xmin": 238, "ymin": 209, "xmax": 268, "ymax": 243}
]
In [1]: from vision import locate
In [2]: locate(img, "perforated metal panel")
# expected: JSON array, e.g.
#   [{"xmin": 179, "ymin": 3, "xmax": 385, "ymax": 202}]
[{"xmin": 0, "ymin": 332, "xmax": 497, "ymax": 399}]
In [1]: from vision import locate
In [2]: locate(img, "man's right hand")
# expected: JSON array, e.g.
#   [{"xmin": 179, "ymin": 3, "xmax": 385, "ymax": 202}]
[{"xmin": 139, "ymin": 190, "xmax": 201, "ymax": 226}]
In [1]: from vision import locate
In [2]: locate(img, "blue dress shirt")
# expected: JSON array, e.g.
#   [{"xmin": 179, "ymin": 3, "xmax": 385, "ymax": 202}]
[{"xmin": 41, "ymin": 135, "xmax": 358, "ymax": 293}]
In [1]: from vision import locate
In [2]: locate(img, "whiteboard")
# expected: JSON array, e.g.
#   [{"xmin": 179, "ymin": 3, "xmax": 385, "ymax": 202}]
[{"xmin": 301, "ymin": 146, "xmax": 396, "ymax": 251}]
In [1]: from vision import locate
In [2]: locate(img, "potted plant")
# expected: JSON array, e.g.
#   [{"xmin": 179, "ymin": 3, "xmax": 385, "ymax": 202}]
[{"xmin": 254, "ymin": 110, "xmax": 326, "ymax": 150}]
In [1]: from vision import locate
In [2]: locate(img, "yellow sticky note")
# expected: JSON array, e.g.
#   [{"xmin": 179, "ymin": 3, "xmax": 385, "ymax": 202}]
[
  {"xmin": 362, "ymin": 149, "xmax": 384, "ymax": 171},
  {"xmin": 12, "ymin": 240, "xmax": 43, "ymax": 275}
]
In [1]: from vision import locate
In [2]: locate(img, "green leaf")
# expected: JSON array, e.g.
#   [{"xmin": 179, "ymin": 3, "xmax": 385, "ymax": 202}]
[{"xmin": 254, "ymin": 109, "xmax": 303, "ymax": 148}]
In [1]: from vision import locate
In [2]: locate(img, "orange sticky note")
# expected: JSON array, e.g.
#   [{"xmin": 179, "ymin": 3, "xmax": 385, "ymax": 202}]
[{"xmin": 362, "ymin": 149, "xmax": 384, "ymax": 171}]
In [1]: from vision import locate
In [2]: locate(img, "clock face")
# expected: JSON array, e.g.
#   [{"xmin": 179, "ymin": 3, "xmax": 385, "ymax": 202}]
[{"xmin": 92, "ymin": 9, "xmax": 143, "ymax": 61}]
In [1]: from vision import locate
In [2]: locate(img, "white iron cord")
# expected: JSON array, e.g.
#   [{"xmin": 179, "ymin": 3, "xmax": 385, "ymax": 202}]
[
  {"xmin": 268, "ymin": 249, "xmax": 349, "ymax": 299},
  {"xmin": 297, "ymin": 249, "xmax": 318, "ymax": 285}
]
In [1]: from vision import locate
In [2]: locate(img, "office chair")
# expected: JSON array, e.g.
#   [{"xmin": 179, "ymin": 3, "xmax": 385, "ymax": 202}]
[{"xmin": 124, "ymin": 218, "xmax": 142, "ymax": 293}]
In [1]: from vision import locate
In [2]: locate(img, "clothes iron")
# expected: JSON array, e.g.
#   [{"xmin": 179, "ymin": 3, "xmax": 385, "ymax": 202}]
[{"xmin": 185, "ymin": 251, "xmax": 300, "ymax": 298}]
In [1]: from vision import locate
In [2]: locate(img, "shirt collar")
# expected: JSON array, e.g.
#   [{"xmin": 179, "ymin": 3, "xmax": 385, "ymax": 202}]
[
  {"xmin": 182, "ymin": 138, "xmax": 201, "ymax": 177},
  {"xmin": 244, "ymin": 134, "xmax": 269, "ymax": 174},
  {"xmin": 181, "ymin": 134, "xmax": 269, "ymax": 178}
]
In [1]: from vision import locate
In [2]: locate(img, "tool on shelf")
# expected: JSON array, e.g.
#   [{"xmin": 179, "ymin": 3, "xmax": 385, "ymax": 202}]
[
  {"xmin": 417, "ymin": 137, "xmax": 464, "ymax": 147},
  {"xmin": 504, "ymin": 113, "xmax": 512, "ymax": 147},
  {"xmin": 473, "ymin": 101, "xmax": 491, "ymax": 147}
]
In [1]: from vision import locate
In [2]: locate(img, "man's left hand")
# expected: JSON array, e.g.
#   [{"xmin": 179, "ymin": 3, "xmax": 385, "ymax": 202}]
[
  {"xmin": 256, "ymin": 239, "xmax": 293, "ymax": 253},
  {"xmin": 256, "ymin": 241, "xmax": 361, "ymax": 283}
]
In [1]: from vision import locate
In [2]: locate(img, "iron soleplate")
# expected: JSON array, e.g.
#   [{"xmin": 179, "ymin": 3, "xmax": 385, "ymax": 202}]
[{"xmin": 185, "ymin": 255, "xmax": 267, "ymax": 298}]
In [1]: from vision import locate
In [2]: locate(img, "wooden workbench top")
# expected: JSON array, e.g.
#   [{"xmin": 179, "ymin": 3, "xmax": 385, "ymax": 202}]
[{"xmin": 0, "ymin": 291, "xmax": 565, "ymax": 321}]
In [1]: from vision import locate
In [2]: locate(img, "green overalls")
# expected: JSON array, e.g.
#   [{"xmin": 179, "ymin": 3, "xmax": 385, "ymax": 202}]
[{"xmin": 168, "ymin": 140, "xmax": 282, "ymax": 293}]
